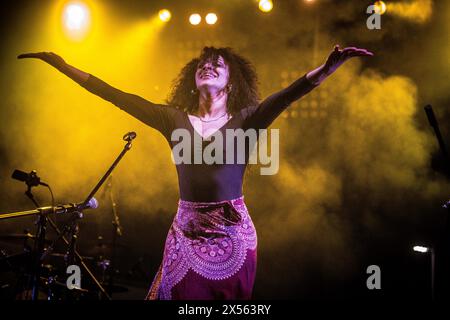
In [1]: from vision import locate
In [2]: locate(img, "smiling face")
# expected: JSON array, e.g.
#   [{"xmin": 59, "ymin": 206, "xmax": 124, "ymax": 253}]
[{"xmin": 195, "ymin": 55, "xmax": 230, "ymax": 93}]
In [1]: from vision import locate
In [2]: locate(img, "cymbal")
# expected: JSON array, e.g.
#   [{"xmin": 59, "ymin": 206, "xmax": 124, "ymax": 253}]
[
  {"xmin": 0, "ymin": 233, "xmax": 36, "ymax": 240},
  {"xmin": 95, "ymin": 242, "xmax": 129, "ymax": 248},
  {"xmin": 84, "ymin": 243, "xmax": 129, "ymax": 256},
  {"xmin": 101, "ymin": 283, "xmax": 129, "ymax": 293},
  {"xmin": 49, "ymin": 252, "xmax": 94, "ymax": 261},
  {"xmin": 39, "ymin": 277, "xmax": 90, "ymax": 293},
  {"xmin": 0, "ymin": 233, "xmax": 52, "ymax": 244},
  {"xmin": 0, "ymin": 252, "xmax": 31, "ymax": 272}
]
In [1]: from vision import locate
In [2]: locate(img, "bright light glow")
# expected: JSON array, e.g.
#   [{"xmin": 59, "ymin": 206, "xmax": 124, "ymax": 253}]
[
  {"xmin": 374, "ymin": 1, "xmax": 387, "ymax": 15},
  {"xmin": 62, "ymin": 1, "xmax": 91, "ymax": 40},
  {"xmin": 259, "ymin": 0, "xmax": 273, "ymax": 13},
  {"xmin": 189, "ymin": 13, "xmax": 202, "ymax": 25},
  {"xmin": 63, "ymin": 2, "xmax": 89, "ymax": 31},
  {"xmin": 413, "ymin": 246, "xmax": 429, "ymax": 253},
  {"xmin": 158, "ymin": 9, "xmax": 172, "ymax": 22},
  {"xmin": 205, "ymin": 13, "xmax": 218, "ymax": 25}
]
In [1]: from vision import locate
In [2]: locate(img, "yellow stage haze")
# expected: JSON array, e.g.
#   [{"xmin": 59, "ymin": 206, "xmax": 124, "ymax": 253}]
[{"xmin": 387, "ymin": 0, "xmax": 433, "ymax": 23}]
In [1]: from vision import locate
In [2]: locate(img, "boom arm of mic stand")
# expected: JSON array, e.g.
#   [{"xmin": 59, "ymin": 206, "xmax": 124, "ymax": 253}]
[
  {"xmin": 80, "ymin": 139, "xmax": 134, "ymax": 209},
  {"xmin": 0, "ymin": 205, "xmax": 80, "ymax": 220}
]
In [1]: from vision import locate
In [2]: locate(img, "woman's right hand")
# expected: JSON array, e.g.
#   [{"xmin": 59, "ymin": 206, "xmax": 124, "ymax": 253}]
[
  {"xmin": 18, "ymin": 52, "xmax": 89, "ymax": 84},
  {"xmin": 18, "ymin": 52, "xmax": 66, "ymax": 69}
]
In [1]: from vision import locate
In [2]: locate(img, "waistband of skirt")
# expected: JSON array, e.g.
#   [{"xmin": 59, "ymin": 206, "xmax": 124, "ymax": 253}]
[{"xmin": 178, "ymin": 195, "xmax": 245, "ymax": 208}]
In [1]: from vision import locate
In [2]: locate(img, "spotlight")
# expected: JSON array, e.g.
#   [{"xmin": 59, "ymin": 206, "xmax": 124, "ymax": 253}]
[
  {"xmin": 413, "ymin": 246, "xmax": 430, "ymax": 253},
  {"xmin": 158, "ymin": 9, "xmax": 172, "ymax": 22},
  {"xmin": 258, "ymin": 0, "xmax": 273, "ymax": 13},
  {"xmin": 63, "ymin": 2, "xmax": 90, "ymax": 31},
  {"xmin": 189, "ymin": 13, "xmax": 202, "ymax": 25},
  {"xmin": 374, "ymin": 1, "xmax": 387, "ymax": 15},
  {"xmin": 205, "ymin": 13, "xmax": 218, "ymax": 25}
]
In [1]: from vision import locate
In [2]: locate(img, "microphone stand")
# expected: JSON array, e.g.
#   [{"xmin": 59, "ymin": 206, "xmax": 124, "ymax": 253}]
[
  {"xmin": 14, "ymin": 170, "xmax": 50, "ymax": 300},
  {"xmin": 425, "ymin": 105, "xmax": 449, "ymax": 160},
  {"xmin": 25, "ymin": 193, "xmax": 46, "ymax": 301},
  {"xmin": 105, "ymin": 176, "xmax": 123, "ymax": 297},
  {"xmin": 424, "ymin": 105, "xmax": 450, "ymax": 299}
]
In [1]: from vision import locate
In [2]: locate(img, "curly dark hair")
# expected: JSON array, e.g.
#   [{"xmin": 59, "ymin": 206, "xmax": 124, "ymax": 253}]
[{"xmin": 167, "ymin": 47, "xmax": 260, "ymax": 115}]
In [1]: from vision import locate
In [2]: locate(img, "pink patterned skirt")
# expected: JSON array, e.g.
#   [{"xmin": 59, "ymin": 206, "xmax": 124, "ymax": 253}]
[{"xmin": 146, "ymin": 196, "xmax": 257, "ymax": 300}]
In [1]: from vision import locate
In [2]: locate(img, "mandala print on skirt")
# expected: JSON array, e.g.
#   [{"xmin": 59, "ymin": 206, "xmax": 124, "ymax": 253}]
[{"xmin": 146, "ymin": 196, "xmax": 257, "ymax": 300}]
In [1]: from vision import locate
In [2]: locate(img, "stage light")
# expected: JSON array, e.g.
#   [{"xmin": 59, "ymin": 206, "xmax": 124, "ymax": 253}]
[
  {"xmin": 259, "ymin": 0, "xmax": 273, "ymax": 13},
  {"xmin": 189, "ymin": 13, "xmax": 202, "ymax": 25},
  {"xmin": 63, "ymin": 2, "xmax": 90, "ymax": 31},
  {"xmin": 158, "ymin": 9, "xmax": 172, "ymax": 22},
  {"xmin": 374, "ymin": 1, "xmax": 387, "ymax": 15},
  {"xmin": 413, "ymin": 246, "xmax": 429, "ymax": 253},
  {"xmin": 205, "ymin": 13, "xmax": 218, "ymax": 25}
]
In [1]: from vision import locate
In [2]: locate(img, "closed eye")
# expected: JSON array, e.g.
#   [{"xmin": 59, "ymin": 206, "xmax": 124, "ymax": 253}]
[{"xmin": 198, "ymin": 60, "xmax": 225, "ymax": 69}]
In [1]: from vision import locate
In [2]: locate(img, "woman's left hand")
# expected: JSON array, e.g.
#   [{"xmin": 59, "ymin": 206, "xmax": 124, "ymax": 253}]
[{"xmin": 323, "ymin": 45, "xmax": 374, "ymax": 76}]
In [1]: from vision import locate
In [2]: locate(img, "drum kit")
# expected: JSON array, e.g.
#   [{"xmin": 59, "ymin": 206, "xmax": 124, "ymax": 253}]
[
  {"xmin": 0, "ymin": 231, "xmax": 130, "ymax": 300},
  {"xmin": 0, "ymin": 132, "xmax": 137, "ymax": 300}
]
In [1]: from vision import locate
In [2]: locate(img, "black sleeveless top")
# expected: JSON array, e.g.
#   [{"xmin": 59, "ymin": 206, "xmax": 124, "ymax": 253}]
[{"xmin": 81, "ymin": 74, "xmax": 317, "ymax": 202}]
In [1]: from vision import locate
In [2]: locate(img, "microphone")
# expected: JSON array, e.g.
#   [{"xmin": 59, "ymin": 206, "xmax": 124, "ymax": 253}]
[
  {"xmin": 81, "ymin": 197, "xmax": 99, "ymax": 210},
  {"xmin": 123, "ymin": 131, "xmax": 137, "ymax": 142},
  {"xmin": 11, "ymin": 169, "xmax": 48, "ymax": 187},
  {"xmin": 41, "ymin": 197, "xmax": 99, "ymax": 215}
]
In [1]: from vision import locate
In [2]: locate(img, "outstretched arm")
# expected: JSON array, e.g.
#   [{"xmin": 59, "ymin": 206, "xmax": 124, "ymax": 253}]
[
  {"xmin": 244, "ymin": 45, "xmax": 374, "ymax": 129},
  {"xmin": 18, "ymin": 52, "xmax": 176, "ymax": 137},
  {"xmin": 18, "ymin": 52, "xmax": 89, "ymax": 84},
  {"xmin": 306, "ymin": 45, "xmax": 374, "ymax": 85}
]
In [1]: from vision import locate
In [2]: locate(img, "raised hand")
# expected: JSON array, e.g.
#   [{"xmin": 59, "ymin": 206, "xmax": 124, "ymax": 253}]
[
  {"xmin": 323, "ymin": 45, "xmax": 374, "ymax": 76},
  {"xmin": 18, "ymin": 52, "xmax": 66, "ymax": 69},
  {"xmin": 18, "ymin": 51, "xmax": 89, "ymax": 83}
]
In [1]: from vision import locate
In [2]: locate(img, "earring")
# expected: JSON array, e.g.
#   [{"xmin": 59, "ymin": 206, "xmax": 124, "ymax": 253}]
[
  {"xmin": 191, "ymin": 89, "xmax": 198, "ymax": 95},
  {"xmin": 227, "ymin": 84, "xmax": 232, "ymax": 93}
]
